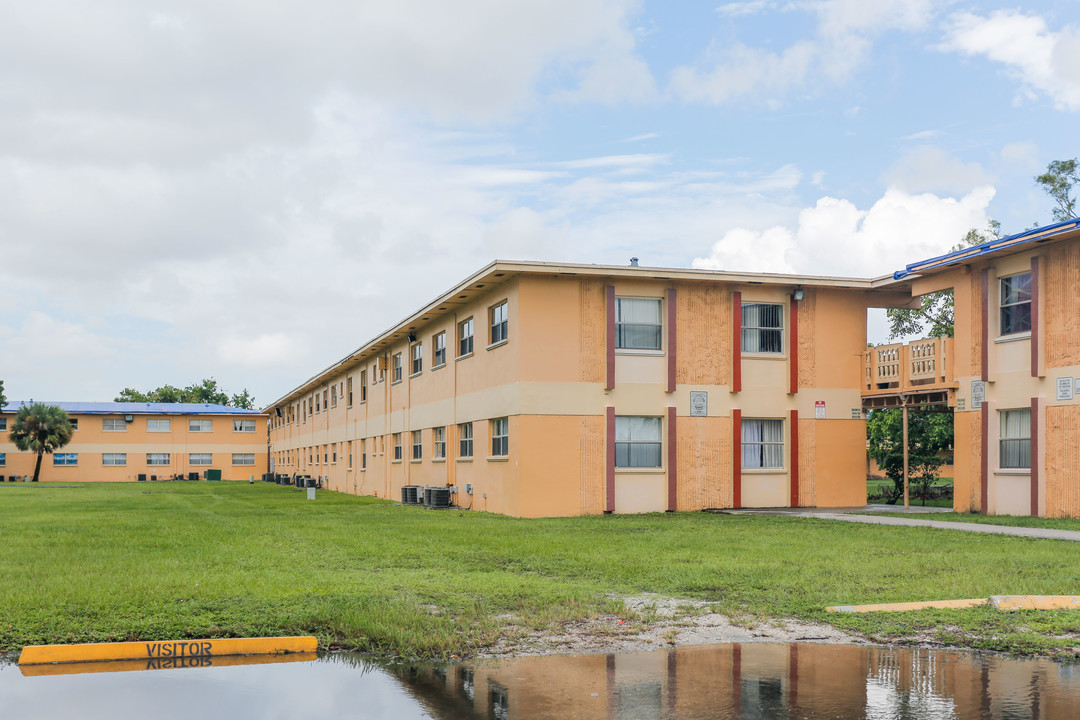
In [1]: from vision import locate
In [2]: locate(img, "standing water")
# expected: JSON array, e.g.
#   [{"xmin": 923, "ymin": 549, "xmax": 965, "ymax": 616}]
[{"xmin": 2, "ymin": 642, "xmax": 1078, "ymax": 719}]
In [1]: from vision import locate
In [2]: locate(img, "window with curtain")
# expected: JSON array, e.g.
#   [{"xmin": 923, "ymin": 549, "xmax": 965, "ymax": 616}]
[
  {"xmin": 615, "ymin": 298, "xmax": 662, "ymax": 350},
  {"xmin": 1000, "ymin": 273, "xmax": 1032, "ymax": 336},
  {"xmin": 741, "ymin": 303, "xmax": 784, "ymax": 353},
  {"xmin": 742, "ymin": 418, "xmax": 784, "ymax": 469},
  {"xmin": 614, "ymin": 416, "xmax": 662, "ymax": 468},
  {"xmin": 1000, "ymin": 408, "xmax": 1031, "ymax": 469}
]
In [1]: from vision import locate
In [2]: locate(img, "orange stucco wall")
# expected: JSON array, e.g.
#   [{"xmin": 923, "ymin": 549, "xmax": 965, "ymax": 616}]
[{"xmin": 0, "ymin": 411, "xmax": 267, "ymax": 482}]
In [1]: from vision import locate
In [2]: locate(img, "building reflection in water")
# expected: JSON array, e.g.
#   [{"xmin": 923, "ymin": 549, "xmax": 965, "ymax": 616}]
[{"xmin": 382, "ymin": 642, "xmax": 1080, "ymax": 720}]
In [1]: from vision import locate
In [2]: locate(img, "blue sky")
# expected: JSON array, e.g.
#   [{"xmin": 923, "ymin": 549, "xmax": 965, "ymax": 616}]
[{"xmin": 1, "ymin": 1, "xmax": 1077, "ymax": 406}]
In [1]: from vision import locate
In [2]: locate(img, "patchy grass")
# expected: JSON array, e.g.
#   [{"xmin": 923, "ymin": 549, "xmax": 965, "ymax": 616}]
[
  {"xmin": 1, "ymin": 483, "xmax": 1078, "ymax": 659},
  {"xmin": 872, "ymin": 511, "xmax": 1080, "ymax": 532}
]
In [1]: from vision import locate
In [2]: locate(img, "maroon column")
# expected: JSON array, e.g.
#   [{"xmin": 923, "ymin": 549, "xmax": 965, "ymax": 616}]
[
  {"xmin": 605, "ymin": 406, "xmax": 615, "ymax": 513},
  {"xmin": 981, "ymin": 270, "xmax": 990, "ymax": 382},
  {"xmin": 980, "ymin": 403, "xmax": 989, "ymax": 513},
  {"xmin": 1031, "ymin": 257, "xmax": 1040, "ymax": 378},
  {"xmin": 789, "ymin": 297, "xmax": 799, "ymax": 394},
  {"xmin": 732, "ymin": 291, "xmax": 742, "ymax": 392},
  {"xmin": 667, "ymin": 287, "xmax": 677, "ymax": 393},
  {"xmin": 732, "ymin": 409, "xmax": 742, "ymax": 509},
  {"xmin": 790, "ymin": 409, "xmax": 799, "ymax": 507},
  {"xmin": 1031, "ymin": 396, "xmax": 1039, "ymax": 517},
  {"xmin": 606, "ymin": 285, "xmax": 616, "ymax": 390},
  {"xmin": 667, "ymin": 406, "xmax": 677, "ymax": 512}
]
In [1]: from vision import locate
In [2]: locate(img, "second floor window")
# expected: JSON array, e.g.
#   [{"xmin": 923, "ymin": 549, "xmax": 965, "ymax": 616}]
[
  {"xmin": 1000, "ymin": 273, "xmax": 1032, "ymax": 336},
  {"xmin": 433, "ymin": 332, "xmax": 446, "ymax": 367},
  {"xmin": 615, "ymin": 298, "xmax": 662, "ymax": 350},
  {"xmin": 412, "ymin": 343, "xmax": 423, "ymax": 375},
  {"xmin": 459, "ymin": 318, "xmax": 474, "ymax": 357},
  {"xmin": 742, "ymin": 302, "xmax": 783, "ymax": 353},
  {"xmin": 392, "ymin": 353, "xmax": 403, "ymax": 383},
  {"xmin": 490, "ymin": 301, "xmax": 508, "ymax": 345}
]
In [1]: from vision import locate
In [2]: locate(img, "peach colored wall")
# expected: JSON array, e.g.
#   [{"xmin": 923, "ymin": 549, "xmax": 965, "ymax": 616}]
[
  {"xmin": 675, "ymin": 416, "xmax": 732, "ymax": 510},
  {"xmin": 811, "ymin": 420, "xmax": 866, "ymax": 507},
  {"xmin": 1045, "ymin": 405, "xmax": 1080, "ymax": 517},
  {"xmin": 676, "ymin": 283, "xmax": 730, "ymax": 386},
  {"xmin": 0, "ymin": 412, "xmax": 267, "ymax": 482}
]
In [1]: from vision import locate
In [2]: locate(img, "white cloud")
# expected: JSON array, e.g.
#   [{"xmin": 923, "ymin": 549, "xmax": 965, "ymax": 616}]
[
  {"xmin": 901, "ymin": 129, "xmax": 942, "ymax": 141},
  {"xmin": 941, "ymin": 10, "xmax": 1080, "ymax": 111},
  {"xmin": 881, "ymin": 147, "xmax": 993, "ymax": 196},
  {"xmin": 672, "ymin": 0, "xmax": 935, "ymax": 104},
  {"xmin": 999, "ymin": 141, "xmax": 1040, "ymax": 170},
  {"xmin": 692, "ymin": 185, "xmax": 996, "ymax": 278}
]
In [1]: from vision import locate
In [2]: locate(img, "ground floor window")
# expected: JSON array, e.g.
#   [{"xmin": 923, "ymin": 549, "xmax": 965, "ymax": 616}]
[
  {"xmin": 1000, "ymin": 408, "xmax": 1031, "ymax": 469},
  {"xmin": 102, "ymin": 453, "xmax": 126, "ymax": 466},
  {"xmin": 147, "ymin": 453, "xmax": 170, "ymax": 466},
  {"xmin": 491, "ymin": 417, "xmax": 509, "ymax": 457},
  {"xmin": 412, "ymin": 430, "xmax": 422, "ymax": 460},
  {"xmin": 393, "ymin": 433, "xmax": 403, "ymax": 461},
  {"xmin": 742, "ymin": 418, "xmax": 784, "ymax": 469},
  {"xmin": 459, "ymin": 423, "xmax": 473, "ymax": 458},
  {"xmin": 615, "ymin": 416, "xmax": 662, "ymax": 468},
  {"xmin": 189, "ymin": 453, "xmax": 212, "ymax": 466},
  {"xmin": 54, "ymin": 453, "xmax": 78, "ymax": 466},
  {"xmin": 0, "ymin": 453, "xmax": 5, "ymax": 466},
  {"xmin": 232, "ymin": 453, "xmax": 255, "ymax": 466},
  {"xmin": 433, "ymin": 426, "xmax": 446, "ymax": 459}
]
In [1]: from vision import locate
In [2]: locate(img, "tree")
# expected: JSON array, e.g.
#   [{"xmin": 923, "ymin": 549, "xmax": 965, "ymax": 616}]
[
  {"xmin": 0, "ymin": 379, "xmax": 6, "ymax": 411},
  {"xmin": 9, "ymin": 403, "xmax": 74, "ymax": 483},
  {"xmin": 885, "ymin": 220, "xmax": 1000, "ymax": 340},
  {"xmin": 867, "ymin": 408, "xmax": 952, "ymax": 505},
  {"xmin": 1035, "ymin": 158, "xmax": 1078, "ymax": 222},
  {"xmin": 114, "ymin": 379, "xmax": 255, "ymax": 409}
]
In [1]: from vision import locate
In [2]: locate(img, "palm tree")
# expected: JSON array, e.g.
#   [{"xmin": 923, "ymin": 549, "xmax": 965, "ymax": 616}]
[{"xmin": 9, "ymin": 403, "xmax": 74, "ymax": 482}]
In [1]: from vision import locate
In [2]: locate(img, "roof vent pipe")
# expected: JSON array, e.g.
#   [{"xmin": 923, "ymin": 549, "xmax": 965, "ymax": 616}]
[{"xmin": 630, "ymin": 257, "xmax": 639, "ymax": 267}]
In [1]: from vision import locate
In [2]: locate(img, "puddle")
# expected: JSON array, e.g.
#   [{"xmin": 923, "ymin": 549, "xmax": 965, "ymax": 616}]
[{"xmin": 2, "ymin": 642, "xmax": 1078, "ymax": 719}]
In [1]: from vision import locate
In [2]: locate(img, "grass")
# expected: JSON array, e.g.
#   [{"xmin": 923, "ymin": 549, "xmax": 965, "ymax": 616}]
[
  {"xmin": 872, "ymin": 511, "xmax": 1080, "ymax": 532},
  {"xmin": 866, "ymin": 477, "xmax": 953, "ymax": 508},
  {"xmin": 1, "ymin": 482, "xmax": 1078, "ymax": 659}
]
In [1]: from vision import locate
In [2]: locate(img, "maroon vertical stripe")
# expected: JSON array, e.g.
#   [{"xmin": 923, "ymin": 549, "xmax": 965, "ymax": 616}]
[
  {"xmin": 666, "ymin": 649, "xmax": 677, "ymax": 714},
  {"xmin": 667, "ymin": 406, "xmax": 677, "ymax": 512},
  {"xmin": 1031, "ymin": 257, "xmax": 1040, "ymax": 378},
  {"xmin": 732, "ymin": 408, "xmax": 742, "ymax": 509},
  {"xmin": 789, "ymin": 644, "xmax": 799, "ymax": 710},
  {"xmin": 732, "ymin": 291, "xmax": 742, "ymax": 392},
  {"xmin": 606, "ymin": 654, "xmax": 616, "ymax": 720},
  {"xmin": 606, "ymin": 406, "xmax": 616, "ymax": 513},
  {"xmin": 606, "ymin": 285, "xmax": 616, "ymax": 390},
  {"xmin": 1031, "ymin": 396, "xmax": 1039, "ymax": 517},
  {"xmin": 980, "ymin": 403, "xmax": 989, "ymax": 513},
  {"xmin": 732, "ymin": 644, "xmax": 742, "ymax": 716},
  {"xmin": 981, "ymin": 270, "xmax": 989, "ymax": 382},
  {"xmin": 789, "ymin": 409, "xmax": 799, "ymax": 508},
  {"xmin": 789, "ymin": 297, "xmax": 799, "ymax": 394},
  {"xmin": 667, "ymin": 287, "xmax": 677, "ymax": 393}
]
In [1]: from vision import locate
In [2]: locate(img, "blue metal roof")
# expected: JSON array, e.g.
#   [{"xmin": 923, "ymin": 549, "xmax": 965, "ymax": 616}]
[
  {"xmin": 893, "ymin": 217, "xmax": 1080, "ymax": 280},
  {"xmin": 0, "ymin": 401, "xmax": 262, "ymax": 415}
]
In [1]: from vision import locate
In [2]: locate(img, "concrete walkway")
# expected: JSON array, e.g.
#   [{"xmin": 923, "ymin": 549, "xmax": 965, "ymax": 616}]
[{"xmin": 721, "ymin": 505, "xmax": 1080, "ymax": 542}]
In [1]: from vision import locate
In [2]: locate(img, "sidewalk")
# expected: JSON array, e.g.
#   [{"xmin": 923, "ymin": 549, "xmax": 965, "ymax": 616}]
[{"xmin": 719, "ymin": 505, "xmax": 1080, "ymax": 542}]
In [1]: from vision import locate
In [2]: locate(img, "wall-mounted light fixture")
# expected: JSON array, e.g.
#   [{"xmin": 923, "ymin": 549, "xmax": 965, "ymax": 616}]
[
  {"xmin": 792, "ymin": 288, "xmax": 805, "ymax": 302},
  {"xmin": 124, "ymin": 414, "xmax": 134, "ymax": 423}
]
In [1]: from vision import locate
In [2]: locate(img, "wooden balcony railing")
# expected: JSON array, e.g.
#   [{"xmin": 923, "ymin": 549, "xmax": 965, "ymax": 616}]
[{"xmin": 864, "ymin": 337, "xmax": 955, "ymax": 396}]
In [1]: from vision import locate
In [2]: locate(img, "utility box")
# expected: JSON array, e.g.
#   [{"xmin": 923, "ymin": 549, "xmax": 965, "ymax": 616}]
[
  {"xmin": 206, "ymin": 469, "xmax": 222, "ymax": 482},
  {"xmin": 307, "ymin": 487, "xmax": 316, "ymax": 500}
]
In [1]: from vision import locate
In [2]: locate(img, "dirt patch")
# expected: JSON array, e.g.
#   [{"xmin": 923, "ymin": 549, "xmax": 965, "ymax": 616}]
[{"xmin": 478, "ymin": 594, "xmax": 863, "ymax": 658}]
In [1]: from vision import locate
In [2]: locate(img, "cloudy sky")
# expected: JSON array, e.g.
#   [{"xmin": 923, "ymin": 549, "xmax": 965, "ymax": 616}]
[{"xmin": 2, "ymin": 1, "xmax": 1078, "ymax": 408}]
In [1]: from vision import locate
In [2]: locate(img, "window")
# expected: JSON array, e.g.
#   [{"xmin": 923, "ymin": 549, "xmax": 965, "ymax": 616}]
[
  {"xmin": 315, "ymin": 393, "xmax": 320, "ymax": 413},
  {"xmin": 1000, "ymin": 273, "xmax": 1032, "ymax": 336},
  {"xmin": 393, "ymin": 433, "xmax": 403, "ymax": 461},
  {"xmin": 392, "ymin": 353, "xmax": 403, "ymax": 383},
  {"xmin": 458, "ymin": 317, "xmax": 474, "ymax": 357},
  {"xmin": 53, "ymin": 453, "xmax": 78, "ymax": 466},
  {"xmin": 1000, "ymin": 408, "xmax": 1031, "ymax": 469},
  {"xmin": 361, "ymin": 438, "xmax": 367, "ymax": 470},
  {"xmin": 232, "ymin": 453, "xmax": 255, "ymax": 466},
  {"xmin": 68, "ymin": 418, "xmax": 79, "ymax": 431},
  {"xmin": 189, "ymin": 453, "xmax": 212, "ymax": 466},
  {"xmin": 323, "ymin": 390, "xmax": 328, "ymax": 410},
  {"xmin": 615, "ymin": 298, "xmax": 662, "ymax": 350},
  {"xmin": 491, "ymin": 417, "xmax": 509, "ymax": 457},
  {"xmin": 433, "ymin": 332, "xmax": 446, "ymax": 367},
  {"xmin": 360, "ymin": 371, "xmax": 367, "ymax": 402},
  {"xmin": 0, "ymin": 453, "xmax": 5, "ymax": 466},
  {"xmin": 347, "ymin": 377, "xmax": 353, "ymax": 406},
  {"xmin": 459, "ymin": 422, "xmax": 473, "ymax": 458},
  {"xmin": 147, "ymin": 418, "xmax": 171, "ymax": 432},
  {"xmin": 147, "ymin": 453, "xmax": 170, "ymax": 466},
  {"xmin": 332, "ymin": 445, "xmax": 338, "ymax": 463},
  {"xmin": 433, "ymin": 426, "xmax": 446, "ymax": 459},
  {"xmin": 0, "ymin": 418, "xmax": 6, "ymax": 431},
  {"xmin": 233, "ymin": 419, "xmax": 256, "ymax": 433},
  {"xmin": 331, "ymin": 385, "xmax": 338, "ymax": 407},
  {"xmin": 189, "ymin": 419, "xmax": 212, "ymax": 432},
  {"xmin": 412, "ymin": 430, "xmax": 422, "ymax": 460},
  {"xmin": 348, "ymin": 441, "xmax": 353, "ymax": 469},
  {"xmin": 412, "ymin": 343, "xmax": 423, "ymax": 375},
  {"xmin": 102, "ymin": 418, "xmax": 126, "ymax": 432},
  {"xmin": 614, "ymin": 417, "xmax": 662, "ymax": 468},
  {"xmin": 490, "ymin": 301, "xmax": 508, "ymax": 345},
  {"xmin": 742, "ymin": 303, "xmax": 784, "ymax": 353},
  {"xmin": 742, "ymin": 419, "xmax": 784, "ymax": 469}
]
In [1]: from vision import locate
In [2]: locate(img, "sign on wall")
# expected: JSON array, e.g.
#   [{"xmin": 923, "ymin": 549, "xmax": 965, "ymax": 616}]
[
  {"xmin": 689, "ymin": 391, "xmax": 708, "ymax": 417},
  {"xmin": 814, "ymin": 400, "xmax": 826, "ymax": 419},
  {"xmin": 971, "ymin": 380, "xmax": 985, "ymax": 410},
  {"xmin": 1057, "ymin": 377, "xmax": 1074, "ymax": 401}
]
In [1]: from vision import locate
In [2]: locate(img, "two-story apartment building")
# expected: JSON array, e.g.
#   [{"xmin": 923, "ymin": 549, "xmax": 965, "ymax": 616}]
[{"xmin": 0, "ymin": 402, "xmax": 268, "ymax": 482}]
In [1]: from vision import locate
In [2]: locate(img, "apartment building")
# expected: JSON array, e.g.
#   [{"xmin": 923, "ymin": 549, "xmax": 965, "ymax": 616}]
[
  {"xmin": 0, "ymin": 402, "xmax": 267, "ymax": 482},
  {"xmin": 266, "ymin": 261, "xmax": 920, "ymax": 517}
]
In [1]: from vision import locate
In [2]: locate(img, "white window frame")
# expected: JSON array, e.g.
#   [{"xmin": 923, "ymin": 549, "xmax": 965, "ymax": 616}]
[
  {"xmin": 433, "ymin": 332, "xmax": 446, "ymax": 367},
  {"xmin": 433, "ymin": 426, "xmax": 446, "ymax": 459},
  {"xmin": 999, "ymin": 273, "xmax": 1032, "ymax": 337},
  {"xmin": 102, "ymin": 417, "xmax": 127, "ymax": 432},
  {"xmin": 741, "ymin": 418, "xmax": 785, "ymax": 469},
  {"xmin": 392, "ymin": 353, "xmax": 403, "ymax": 383},
  {"xmin": 458, "ymin": 317, "xmax": 474, "ymax": 357},
  {"xmin": 146, "ymin": 453, "xmax": 171, "ymax": 466},
  {"xmin": 412, "ymin": 430, "xmax": 422, "ymax": 460},
  {"xmin": 614, "ymin": 416, "xmax": 663, "ymax": 468},
  {"xmin": 1000, "ymin": 408, "xmax": 1031, "ymax": 469},
  {"xmin": 189, "ymin": 453, "xmax": 213, "ymax": 466},
  {"xmin": 490, "ymin": 301, "xmax": 509, "ymax": 345},
  {"xmin": 393, "ymin": 433, "xmax": 403, "ymax": 461},
  {"xmin": 147, "ymin": 418, "xmax": 171, "ymax": 433},
  {"xmin": 189, "ymin": 419, "xmax": 213, "ymax": 433},
  {"xmin": 233, "ymin": 419, "xmax": 256, "ymax": 433},
  {"xmin": 491, "ymin": 417, "xmax": 509, "ymax": 457},
  {"xmin": 615, "ymin": 297, "xmax": 663, "ymax": 351},
  {"xmin": 53, "ymin": 453, "xmax": 78, "ymax": 466},
  {"xmin": 232, "ymin": 453, "xmax": 255, "ymax": 466},
  {"xmin": 741, "ymin": 302, "xmax": 784, "ymax": 354},
  {"xmin": 411, "ymin": 342, "xmax": 423, "ymax": 376},
  {"xmin": 102, "ymin": 453, "xmax": 127, "ymax": 466},
  {"xmin": 459, "ymin": 422, "xmax": 473, "ymax": 458}
]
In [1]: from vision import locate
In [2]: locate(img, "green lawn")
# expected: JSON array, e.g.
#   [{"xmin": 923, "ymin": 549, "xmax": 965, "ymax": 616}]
[
  {"xmin": 873, "ymin": 511, "xmax": 1080, "ymax": 532},
  {"xmin": 1, "ymin": 483, "xmax": 1078, "ymax": 659},
  {"xmin": 867, "ymin": 477, "xmax": 953, "ymax": 507}
]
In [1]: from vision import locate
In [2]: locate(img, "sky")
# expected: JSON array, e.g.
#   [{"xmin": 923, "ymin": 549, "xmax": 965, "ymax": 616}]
[{"xmin": 1, "ymin": 1, "xmax": 1078, "ymax": 408}]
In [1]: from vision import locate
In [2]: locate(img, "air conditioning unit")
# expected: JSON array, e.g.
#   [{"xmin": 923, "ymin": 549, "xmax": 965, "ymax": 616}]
[
  {"xmin": 424, "ymin": 486, "xmax": 451, "ymax": 509},
  {"xmin": 401, "ymin": 485, "xmax": 421, "ymax": 505}
]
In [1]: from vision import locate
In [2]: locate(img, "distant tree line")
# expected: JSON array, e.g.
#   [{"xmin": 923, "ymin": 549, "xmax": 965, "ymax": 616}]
[{"xmin": 115, "ymin": 378, "xmax": 255, "ymax": 410}]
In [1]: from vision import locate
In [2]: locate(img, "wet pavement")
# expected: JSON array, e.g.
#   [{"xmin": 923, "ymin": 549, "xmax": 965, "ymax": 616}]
[{"xmin": 3, "ymin": 642, "xmax": 1079, "ymax": 719}]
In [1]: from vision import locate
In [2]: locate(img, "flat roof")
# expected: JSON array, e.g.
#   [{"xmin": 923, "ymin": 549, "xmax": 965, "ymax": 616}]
[
  {"xmin": 1, "ymin": 401, "xmax": 264, "ymax": 416},
  {"xmin": 264, "ymin": 259, "xmax": 909, "ymax": 410}
]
